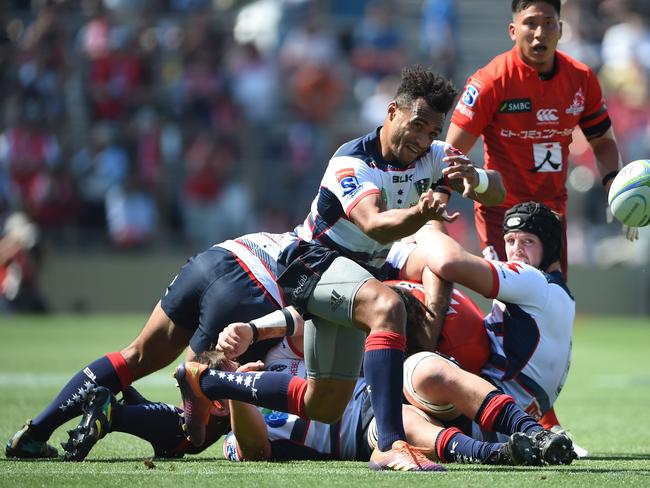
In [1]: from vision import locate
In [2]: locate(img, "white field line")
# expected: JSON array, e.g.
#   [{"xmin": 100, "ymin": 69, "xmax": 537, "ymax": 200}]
[{"xmin": 0, "ymin": 372, "xmax": 175, "ymax": 388}]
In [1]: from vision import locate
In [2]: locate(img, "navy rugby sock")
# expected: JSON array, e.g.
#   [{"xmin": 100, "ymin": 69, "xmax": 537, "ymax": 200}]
[
  {"xmin": 364, "ymin": 332, "xmax": 407, "ymax": 451},
  {"xmin": 29, "ymin": 352, "xmax": 132, "ymax": 441},
  {"xmin": 112, "ymin": 403, "xmax": 187, "ymax": 455},
  {"xmin": 200, "ymin": 369, "xmax": 296, "ymax": 413},
  {"xmin": 475, "ymin": 390, "xmax": 542, "ymax": 436},
  {"xmin": 436, "ymin": 427, "xmax": 502, "ymax": 463}
]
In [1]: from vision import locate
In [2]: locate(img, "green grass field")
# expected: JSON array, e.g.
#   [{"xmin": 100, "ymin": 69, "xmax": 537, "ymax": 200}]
[{"xmin": 1, "ymin": 315, "xmax": 649, "ymax": 487}]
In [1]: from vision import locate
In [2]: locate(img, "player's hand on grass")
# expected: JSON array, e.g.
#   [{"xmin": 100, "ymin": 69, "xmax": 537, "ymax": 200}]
[
  {"xmin": 418, "ymin": 189, "xmax": 459, "ymax": 223},
  {"xmin": 442, "ymin": 145, "xmax": 478, "ymax": 198},
  {"xmin": 217, "ymin": 322, "xmax": 254, "ymax": 359}
]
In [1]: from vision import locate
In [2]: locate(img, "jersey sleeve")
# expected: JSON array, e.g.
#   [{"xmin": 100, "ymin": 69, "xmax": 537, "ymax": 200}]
[
  {"xmin": 484, "ymin": 259, "xmax": 549, "ymax": 308},
  {"xmin": 450, "ymin": 71, "xmax": 498, "ymax": 137},
  {"xmin": 579, "ymin": 68, "xmax": 612, "ymax": 140},
  {"xmin": 324, "ymin": 156, "xmax": 381, "ymax": 217}
]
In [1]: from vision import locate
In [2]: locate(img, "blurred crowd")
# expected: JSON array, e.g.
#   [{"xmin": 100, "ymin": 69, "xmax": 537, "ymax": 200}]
[{"xmin": 0, "ymin": 0, "xmax": 648, "ymax": 311}]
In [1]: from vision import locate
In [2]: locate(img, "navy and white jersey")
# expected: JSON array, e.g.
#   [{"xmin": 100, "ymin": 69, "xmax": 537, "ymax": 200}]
[
  {"xmin": 222, "ymin": 339, "xmax": 368, "ymax": 462},
  {"xmin": 217, "ymin": 232, "xmax": 295, "ymax": 307},
  {"xmin": 482, "ymin": 260, "xmax": 575, "ymax": 419},
  {"xmin": 293, "ymin": 129, "xmax": 449, "ymax": 270}
]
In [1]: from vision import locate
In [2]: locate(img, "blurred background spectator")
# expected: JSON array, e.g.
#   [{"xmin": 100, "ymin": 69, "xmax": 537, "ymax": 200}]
[{"xmin": 0, "ymin": 0, "xmax": 647, "ymax": 282}]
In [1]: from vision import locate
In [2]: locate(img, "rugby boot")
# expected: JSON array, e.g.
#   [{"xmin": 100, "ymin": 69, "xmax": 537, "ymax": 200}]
[
  {"xmin": 174, "ymin": 362, "xmax": 211, "ymax": 447},
  {"xmin": 5, "ymin": 420, "xmax": 58, "ymax": 459},
  {"xmin": 369, "ymin": 440, "xmax": 447, "ymax": 472},
  {"xmin": 551, "ymin": 425, "xmax": 589, "ymax": 458},
  {"xmin": 483, "ymin": 432, "xmax": 542, "ymax": 466},
  {"xmin": 62, "ymin": 386, "xmax": 115, "ymax": 461},
  {"xmin": 530, "ymin": 429, "xmax": 577, "ymax": 465}
]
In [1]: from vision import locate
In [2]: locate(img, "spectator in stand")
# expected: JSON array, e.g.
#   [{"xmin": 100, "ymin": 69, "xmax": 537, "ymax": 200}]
[
  {"xmin": 0, "ymin": 212, "xmax": 47, "ymax": 313},
  {"xmin": 351, "ymin": 0, "xmax": 404, "ymax": 83},
  {"xmin": 70, "ymin": 123, "xmax": 129, "ymax": 233},
  {"xmin": 420, "ymin": 0, "xmax": 458, "ymax": 79},
  {"xmin": 105, "ymin": 172, "xmax": 158, "ymax": 249}
]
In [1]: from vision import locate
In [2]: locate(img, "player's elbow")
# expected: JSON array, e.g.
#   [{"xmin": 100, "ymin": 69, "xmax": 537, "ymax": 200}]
[{"xmin": 427, "ymin": 248, "xmax": 465, "ymax": 282}]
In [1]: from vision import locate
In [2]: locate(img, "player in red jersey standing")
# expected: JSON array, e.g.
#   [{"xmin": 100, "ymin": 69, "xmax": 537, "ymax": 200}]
[
  {"xmin": 446, "ymin": 0, "xmax": 638, "ymax": 277},
  {"xmin": 445, "ymin": 0, "xmax": 636, "ymax": 453}
]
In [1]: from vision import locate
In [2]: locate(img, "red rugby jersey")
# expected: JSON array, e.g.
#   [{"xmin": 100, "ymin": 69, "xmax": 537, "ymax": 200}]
[{"xmin": 451, "ymin": 47, "xmax": 611, "ymax": 212}]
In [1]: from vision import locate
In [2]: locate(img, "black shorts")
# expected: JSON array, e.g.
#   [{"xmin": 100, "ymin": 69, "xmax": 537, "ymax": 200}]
[
  {"xmin": 161, "ymin": 246, "xmax": 280, "ymax": 361},
  {"xmin": 277, "ymin": 240, "xmax": 397, "ymax": 313}
]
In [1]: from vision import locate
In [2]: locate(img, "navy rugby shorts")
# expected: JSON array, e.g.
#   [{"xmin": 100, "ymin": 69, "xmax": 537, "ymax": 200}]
[{"xmin": 161, "ymin": 246, "xmax": 280, "ymax": 361}]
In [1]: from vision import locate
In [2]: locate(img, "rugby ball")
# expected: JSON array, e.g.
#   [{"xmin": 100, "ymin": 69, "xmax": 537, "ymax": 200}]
[{"xmin": 607, "ymin": 159, "xmax": 650, "ymax": 227}]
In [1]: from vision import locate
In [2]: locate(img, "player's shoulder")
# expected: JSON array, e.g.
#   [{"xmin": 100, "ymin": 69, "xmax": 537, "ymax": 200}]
[
  {"xmin": 542, "ymin": 270, "xmax": 574, "ymax": 301},
  {"xmin": 332, "ymin": 129, "xmax": 379, "ymax": 166},
  {"xmin": 556, "ymin": 49, "xmax": 594, "ymax": 76}
]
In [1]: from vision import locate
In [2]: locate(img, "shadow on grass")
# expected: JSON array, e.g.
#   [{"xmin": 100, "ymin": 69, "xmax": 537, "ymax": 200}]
[{"xmin": 586, "ymin": 454, "xmax": 650, "ymax": 461}]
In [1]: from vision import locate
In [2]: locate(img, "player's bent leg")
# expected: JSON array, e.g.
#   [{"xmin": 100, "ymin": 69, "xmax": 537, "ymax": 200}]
[
  {"xmin": 120, "ymin": 301, "xmax": 193, "ymax": 381},
  {"xmin": 302, "ymin": 378, "xmax": 356, "ymax": 424},
  {"xmin": 403, "ymin": 352, "xmax": 492, "ymax": 421}
]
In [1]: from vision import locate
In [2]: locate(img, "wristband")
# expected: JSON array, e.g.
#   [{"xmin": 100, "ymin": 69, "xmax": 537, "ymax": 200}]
[
  {"xmin": 474, "ymin": 168, "xmax": 489, "ymax": 193},
  {"xmin": 248, "ymin": 322, "xmax": 259, "ymax": 344},
  {"xmin": 602, "ymin": 170, "xmax": 618, "ymax": 187},
  {"xmin": 281, "ymin": 308, "xmax": 296, "ymax": 336}
]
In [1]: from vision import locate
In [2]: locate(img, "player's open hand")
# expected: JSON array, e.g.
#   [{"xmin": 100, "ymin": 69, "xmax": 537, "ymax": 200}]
[
  {"xmin": 236, "ymin": 360, "xmax": 265, "ymax": 373},
  {"xmin": 624, "ymin": 225, "xmax": 639, "ymax": 241},
  {"xmin": 217, "ymin": 322, "xmax": 254, "ymax": 359},
  {"xmin": 418, "ymin": 189, "xmax": 460, "ymax": 223},
  {"xmin": 442, "ymin": 145, "xmax": 478, "ymax": 197}
]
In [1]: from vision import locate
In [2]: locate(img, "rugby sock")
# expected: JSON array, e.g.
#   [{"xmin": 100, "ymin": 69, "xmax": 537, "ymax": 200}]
[
  {"xmin": 29, "ymin": 352, "xmax": 132, "ymax": 441},
  {"xmin": 112, "ymin": 403, "xmax": 187, "ymax": 456},
  {"xmin": 199, "ymin": 370, "xmax": 305, "ymax": 415},
  {"xmin": 435, "ymin": 427, "xmax": 502, "ymax": 463},
  {"xmin": 475, "ymin": 390, "xmax": 542, "ymax": 436},
  {"xmin": 539, "ymin": 406, "xmax": 560, "ymax": 429},
  {"xmin": 364, "ymin": 331, "xmax": 407, "ymax": 451}
]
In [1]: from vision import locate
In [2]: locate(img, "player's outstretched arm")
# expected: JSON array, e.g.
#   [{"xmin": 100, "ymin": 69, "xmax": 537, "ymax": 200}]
[
  {"xmin": 418, "ymin": 229, "xmax": 495, "ymax": 298},
  {"xmin": 217, "ymin": 307, "xmax": 304, "ymax": 359},
  {"xmin": 590, "ymin": 128, "xmax": 640, "ymax": 241},
  {"xmin": 442, "ymin": 146, "xmax": 506, "ymax": 206},
  {"xmin": 349, "ymin": 190, "xmax": 459, "ymax": 244}
]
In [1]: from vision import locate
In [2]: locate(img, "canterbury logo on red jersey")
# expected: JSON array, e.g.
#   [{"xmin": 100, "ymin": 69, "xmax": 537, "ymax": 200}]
[{"xmin": 536, "ymin": 109, "xmax": 559, "ymax": 123}]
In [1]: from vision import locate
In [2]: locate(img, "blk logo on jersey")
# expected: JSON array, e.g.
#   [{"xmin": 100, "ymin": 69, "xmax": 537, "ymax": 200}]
[
  {"xmin": 392, "ymin": 174, "xmax": 413, "ymax": 184},
  {"xmin": 499, "ymin": 98, "xmax": 532, "ymax": 113},
  {"xmin": 530, "ymin": 142, "xmax": 562, "ymax": 172},
  {"xmin": 461, "ymin": 85, "xmax": 480, "ymax": 107}
]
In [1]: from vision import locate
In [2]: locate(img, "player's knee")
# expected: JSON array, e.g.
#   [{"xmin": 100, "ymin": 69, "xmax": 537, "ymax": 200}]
[{"xmin": 365, "ymin": 286, "xmax": 407, "ymax": 333}]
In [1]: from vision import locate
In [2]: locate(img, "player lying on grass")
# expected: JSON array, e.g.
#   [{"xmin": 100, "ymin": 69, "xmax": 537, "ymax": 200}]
[
  {"xmin": 63, "ymin": 283, "xmax": 572, "ymax": 466},
  {"xmin": 5, "ymin": 230, "xmax": 305, "ymax": 459}
]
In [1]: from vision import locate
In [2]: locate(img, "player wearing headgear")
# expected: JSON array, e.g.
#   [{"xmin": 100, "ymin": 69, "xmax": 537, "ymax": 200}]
[{"xmin": 394, "ymin": 201, "xmax": 576, "ymax": 464}]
